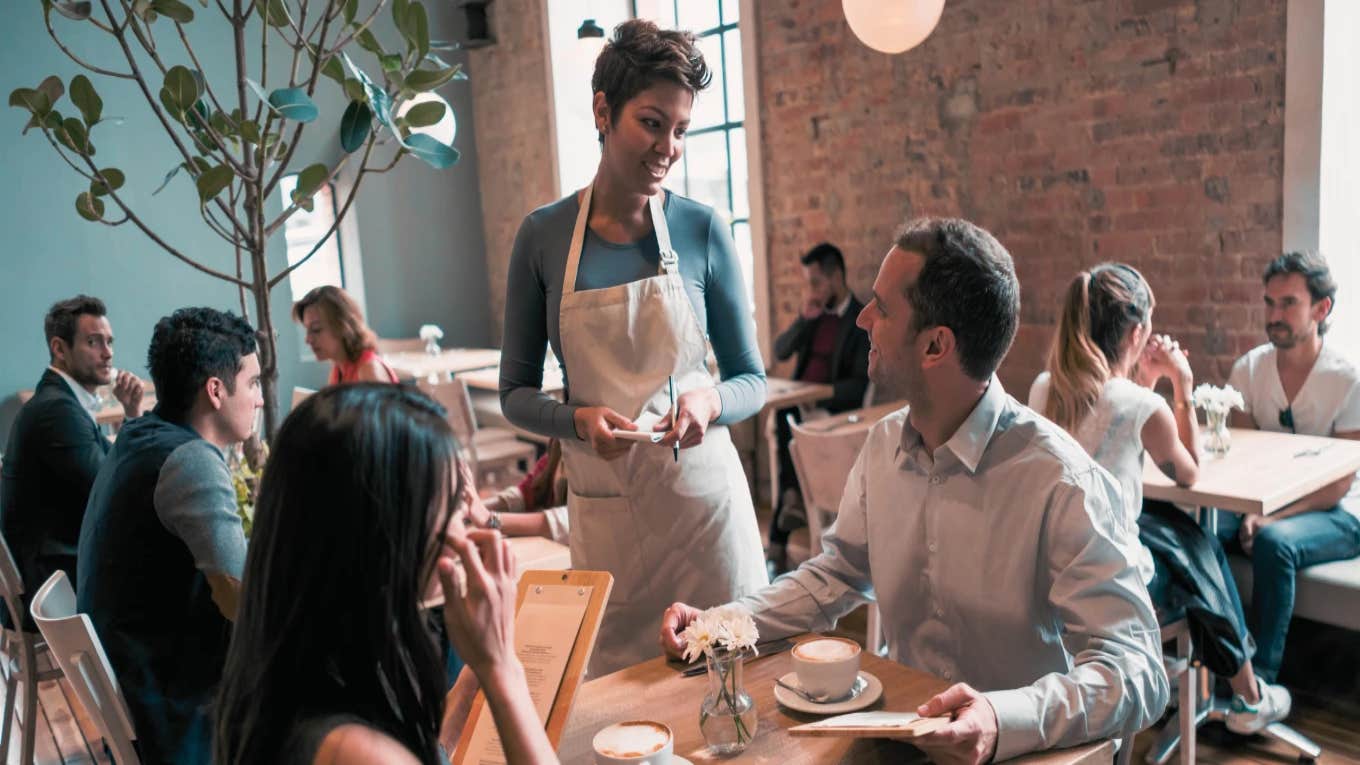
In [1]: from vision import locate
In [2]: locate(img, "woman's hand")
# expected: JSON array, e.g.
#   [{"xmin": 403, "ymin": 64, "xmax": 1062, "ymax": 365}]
[
  {"xmin": 456, "ymin": 458, "xmax": 493, "ymax": 528},
  {"xmin": 438, "ymin": 530, "xmax": 520, "ymax": 676},
  {"xmin": 1139, "ymin": 334, "xmax": 1192, "ymax": 389},
  {"xmin": 654, "ymin": 387, "xmax": 722, "ymax": 449},
  {"xmin": 573, "ymin": 406, "xmax": 635, "ymax": 460}
]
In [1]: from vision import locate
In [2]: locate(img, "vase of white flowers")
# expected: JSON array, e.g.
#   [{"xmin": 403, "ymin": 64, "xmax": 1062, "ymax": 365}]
[
  {"xmin": 419, "ymin": 324, "xmax": 444, "ymax": 357},
  {"xmin": 1192, "ymin": 383, "xmax": 1245, "ymax": 457},
  {"xmin": 683, "ymin": 606, "xmax": 759, "ymax": 755}
]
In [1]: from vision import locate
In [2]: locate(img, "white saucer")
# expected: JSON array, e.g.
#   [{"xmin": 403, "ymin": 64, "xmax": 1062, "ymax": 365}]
[
  {"xmin": 672, "ymin": 757, "xmax": 694, "ymax": 765},
  {"xmin": 773, "ymin": 671, "xmax": 882, "ymax": 714}
]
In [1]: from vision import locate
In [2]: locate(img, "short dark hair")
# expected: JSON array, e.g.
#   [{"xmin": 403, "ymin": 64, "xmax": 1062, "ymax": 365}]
[
  {"xmin": 1263, "ymin": 251, "xmax": 1336, "ymax": 334},
  {"xmin": 147, "ymin": 307, "xmax": 257, "ymax": 421},
  {"xmin": 800, "ymin": 243, "xmax": 845, "ymax": 277},
  {"xmin": 894, "ymin": 218, "xmax": 1019, "ymax": 381},
  {"xmin": 592, "ymin": 19, "xmax": 710, "ymax": 138},
  {"xmin": 44, "ymin": 295, "xmax": 106, "ymax": 356}
]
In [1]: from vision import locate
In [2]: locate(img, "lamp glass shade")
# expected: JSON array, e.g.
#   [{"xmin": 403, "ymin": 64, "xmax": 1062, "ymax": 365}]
[
  {"xmin": 842, "ymin": 0, "xmax": 945, "ymax": 54},
  {"xmin": 397, "ymin": 92, "xmax": 457, "ymax": 146}
]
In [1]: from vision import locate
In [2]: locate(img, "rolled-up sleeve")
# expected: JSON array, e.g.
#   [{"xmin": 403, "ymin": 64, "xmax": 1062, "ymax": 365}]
[
  {"xmin": 153, "ymin": 441, "xmax": 247, "ymax": 578},
  {"xmin": 985, "ymin": 471, "xmax": 1169, "ymax": 760},
  {"xmin": 735, "ymin": 438, "xmax": 873, "ymax": 637}
]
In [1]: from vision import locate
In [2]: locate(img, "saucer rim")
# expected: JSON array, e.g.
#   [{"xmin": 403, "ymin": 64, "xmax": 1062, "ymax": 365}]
[{"xmin": 773, "ymin": 670, "xmax": 882, "ymax": 713}]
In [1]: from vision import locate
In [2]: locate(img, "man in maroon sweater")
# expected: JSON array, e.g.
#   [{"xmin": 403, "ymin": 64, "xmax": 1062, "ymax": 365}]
[{"xmin": 768, "ymin": 243, "xmax": 870, "ymax": 572}]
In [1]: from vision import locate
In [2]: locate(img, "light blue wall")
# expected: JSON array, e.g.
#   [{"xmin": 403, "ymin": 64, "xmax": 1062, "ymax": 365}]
[{"xmin": 0, "ymin": 4, "xmax": 490, "ymax": 441}]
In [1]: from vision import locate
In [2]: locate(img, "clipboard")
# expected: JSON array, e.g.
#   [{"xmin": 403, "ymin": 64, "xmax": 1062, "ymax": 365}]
[
  {"xmin": 788, "ymin": 712, "xmax": 950, "ymax": 738},
  {"xmin": 452, "ymin": 569, "xmax": 613, "ymax": 764}
]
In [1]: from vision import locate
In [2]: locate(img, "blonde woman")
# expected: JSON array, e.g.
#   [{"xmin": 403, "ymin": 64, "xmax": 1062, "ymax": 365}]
[
  {"xmin": 1029, "ymin": 263, "xmax": 1290, "ymax": 734},
  {"xmin": 293, "ymin": 285, "xmax": 398, "ymax": 384}
]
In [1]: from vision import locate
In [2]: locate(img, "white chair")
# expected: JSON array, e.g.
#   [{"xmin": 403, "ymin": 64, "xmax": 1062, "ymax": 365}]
[
  {"xmin": 418, "ymin": 378, "xmax": 537, "ymax": 490},
  {"xmin": 787, "ymin": 416, "xmax": 883, "ymax": 656},
  {"xmin": 0, "ymin": 534, "xmax": 63, "ymax": 765},
  {"xmin": 1139, "ymin": 619, "xmax": 1197, "ymax": 765},
  {"xmin": 375, "ymin": 337, "xmax": 426, "ymax": 355},
  {"xmin": 292, "ymin": 386, "xmax": 316, "ymax": 411},
  {"xmin": 29, "ymin": 571, "xmax": 140, "ymax": 765}
]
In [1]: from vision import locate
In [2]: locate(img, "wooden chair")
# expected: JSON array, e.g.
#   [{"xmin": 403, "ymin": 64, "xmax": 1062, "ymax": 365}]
[
  {"xmin": 1141, "ymin": 618, "xmax": 1197, "ymax": 765},
  {"xmin": 418, "ymin": 379, "xmax": 537, "ymax": 490},
  {"xmin": 786, "ymin": 416, "xmax": 882, "ymax": 655},
  {"xmin": 375, "ymin": 337, "xmax": 426, "ymax": 355},
  {"xmin": 29, "ymin": 571, "xmax": 140, "ymax": 765},
  {"xmin": 0, "ymin": 536, "xmax": 63, "ymax": 765}
]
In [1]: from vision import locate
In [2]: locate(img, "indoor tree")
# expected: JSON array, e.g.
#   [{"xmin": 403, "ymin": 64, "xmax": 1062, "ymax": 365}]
[{"xmin": 10, "ymin": 0, "xmax": 463, "ymax": 438}]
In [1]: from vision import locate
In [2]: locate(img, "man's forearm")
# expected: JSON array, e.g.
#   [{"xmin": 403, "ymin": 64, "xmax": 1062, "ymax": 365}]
[{"xmin": 1273, "ymin": 474, "xmax": 1353, "ymax": 519}]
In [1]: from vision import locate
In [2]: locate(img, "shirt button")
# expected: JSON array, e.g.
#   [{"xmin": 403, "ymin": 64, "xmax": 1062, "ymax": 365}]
[
  {"xmin": 929, "ymin": 475, "xmax": 942, "ymax": 485},
  {"xmin": 935, "ymin": 607, "xmax": 944, "ymax": 618},
  {"xmin": 928, "ymin": 542, "xmax": 938, "ymax": 553}
]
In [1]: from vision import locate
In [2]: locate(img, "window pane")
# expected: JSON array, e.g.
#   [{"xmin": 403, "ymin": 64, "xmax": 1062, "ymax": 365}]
[
  {"xmin": 721, "ymin": 0, "xmax": 739, "ymax": 24},
  {"xmin": 666, "ymin": 159, "xmax": 689, "ymax": 198},
  {"xmin": 683, "ymin": 130, "xmax": 731, "ymax": 215},
  {"xmin": 281, "ymin": 177, "xmax": 345, "ymax": 298},
  {"xmin": 728, "ymin": 127, "xmax": 749, "ymax": 219},
  {"xmin": 690, "ymin": 33, "xmax": 726, "ymax": 130},
  {"xmin": 723, "ymin": 28, "xmax": 744, "ymax": 124},
  {"xmin": 732, "ymin": 220, "xmax": 755, "ymax": 311},
  {"xmin": 632, "ymin": 0, "xmax": 676, "ymax": 27},
  {"xmin": 677, "ymin": 1, "xmax": 720, "ymax": 33}
]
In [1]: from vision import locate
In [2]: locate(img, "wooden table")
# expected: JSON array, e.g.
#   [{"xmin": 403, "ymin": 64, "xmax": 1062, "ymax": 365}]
[
  {"xmin": 559, "ymin": 640, "xmax": 1113, "ymax": 764},
  {"xmin": 460, "ymin": 366, "xmax": 566, "ymax": 397},
  {"xmin": 1142, "ymin": 428, "xmax": 1360, "ymax": 515},
  {"xmin": 798, "ymin": 400, "xmax": 907, "ymax": 438},
  {"xmin": 755, "ymin": 378, "xmax": 836, "ymax": 507},
  {"xmin": 385, "ymin": 348, "xmax": 502, "ymax": 381}
]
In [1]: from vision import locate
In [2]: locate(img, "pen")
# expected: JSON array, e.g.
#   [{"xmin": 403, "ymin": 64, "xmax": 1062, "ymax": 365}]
[{"xmin": 669, "ymin": 375, "xmax": 679, "ymax": 463}]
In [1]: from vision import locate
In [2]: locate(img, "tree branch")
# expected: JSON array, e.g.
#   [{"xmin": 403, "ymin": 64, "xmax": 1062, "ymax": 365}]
[
  {"xmin": 43, "ymin": 10, "xmax": 135, "ymax": 80},
  {"xmin": 268, "ymin": 137, "xmax": 376, "ymax": 289},
  {"xmin": 262, "ymin": 4, "xmax": 334, "ymax": 199},
  {"xmin": 175, "ymin": 23, "xmax": 232, "ymax": 120},
  {"xmin": 264, "ymin": 150, "xmax": 353, "ymax": 235},
  {"xmin": 325, "ymin": 0, "xmax": 388, "ymax": 56}
]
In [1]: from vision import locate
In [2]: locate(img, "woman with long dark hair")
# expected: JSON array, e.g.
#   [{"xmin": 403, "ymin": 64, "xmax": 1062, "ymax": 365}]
[
  {"xmin": 215, "ymin": 385, "xmax": 556, "ymax": 764},
  {"xmin": 1029, "ymin": 263, "xmax": 1291, "ymax": 734}
]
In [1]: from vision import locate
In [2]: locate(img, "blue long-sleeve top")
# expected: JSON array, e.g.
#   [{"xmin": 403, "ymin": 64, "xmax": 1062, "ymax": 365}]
[{"xmin": 499, "ymin": 190, "xmax": 766, "ymax": 440}]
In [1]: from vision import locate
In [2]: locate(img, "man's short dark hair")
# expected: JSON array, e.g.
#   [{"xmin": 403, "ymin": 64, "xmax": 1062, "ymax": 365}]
[
  {"xmin": 147, "ymin": 307, "xmax": 257, "ymax": 421},
  {"xmin": 894, "ymin": 218, "xmax": 1019, "ymax": 381},
  {"xmin": 1263, "ymin": 251, "xmax": 1336, "ymax": 334},
  {"xmin": 800, "ymin": 243, "xmax": 845, "ymax": 277},
  {"xmin": 44, "ymin": 295, "xmax": 106, "ymax": 356}
]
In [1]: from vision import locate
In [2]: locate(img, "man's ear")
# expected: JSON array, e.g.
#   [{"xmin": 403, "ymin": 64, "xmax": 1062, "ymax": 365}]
[
  {"xmin": 1313, "ymin": 295, "xmax": 1334, "ymax": 325},
  {"xmin": 204, "ymin": 377, "xmax": 226, "ymax": 411},
  {"xmin": 922, "ymin": 327, "xmax": 956, "ymax": 369},
  {"xmin": 49, "ymin": 336, "xmax": 67, "ymax": 366}
]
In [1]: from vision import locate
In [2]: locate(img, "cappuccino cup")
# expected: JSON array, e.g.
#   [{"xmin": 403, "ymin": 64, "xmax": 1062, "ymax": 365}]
[
  {"xmin": 592, "ymin": 720, "xmax": 673, "ymax": 765},
  {"xmin": 791, "ymin": 637, "xmax": 861, "ymax": 699}
]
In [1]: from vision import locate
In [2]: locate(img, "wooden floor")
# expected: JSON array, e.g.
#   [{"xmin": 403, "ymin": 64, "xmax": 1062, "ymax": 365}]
[{"xmin": 0, "ymin": 651, "xmax": 112, "ymax": 765}]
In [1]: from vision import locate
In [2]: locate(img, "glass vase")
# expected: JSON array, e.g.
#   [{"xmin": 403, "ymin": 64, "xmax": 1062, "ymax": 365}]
[
  {"xmin": 1205, "ymin": 408, "xmax": 1231, "ymax": 456},
  {"xmin": 423, "ymin": 337, "xmax": 441, "ymax": 357},
  {"xmin": 699, "ymin": 649, "xmax": 757, "ymax": 755}
]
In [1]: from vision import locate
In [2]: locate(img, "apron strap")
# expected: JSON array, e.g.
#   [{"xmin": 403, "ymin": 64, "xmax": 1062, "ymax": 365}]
[{"xmin": 563, "ymin": 186, "xmax": 677, "ymax": 298}]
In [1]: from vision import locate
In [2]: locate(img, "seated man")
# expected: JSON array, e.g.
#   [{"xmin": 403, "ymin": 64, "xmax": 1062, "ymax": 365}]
[
  {"xmin": 661, "ymin": 218, "xmax": 1168, "ymax": 763},
  {"xmin": 1221, "ymin": 251, "xmax": 1360, "ymax": 686},
  {"xmin": 78, "ymin": 307, "xmax": 260, "ymax": 764},
  {"xmin": 769, "ymin": 243, "xmax": 869, "ymax": 565},
  {"xmin": 0, "ymin": 295, "xmax": 142, "ymax": 616}
]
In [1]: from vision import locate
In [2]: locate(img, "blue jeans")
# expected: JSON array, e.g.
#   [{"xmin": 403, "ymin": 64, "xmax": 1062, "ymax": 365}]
[{"xmin": 1216, "ymin": 505, "xmax": 1360, "ymax": 682}]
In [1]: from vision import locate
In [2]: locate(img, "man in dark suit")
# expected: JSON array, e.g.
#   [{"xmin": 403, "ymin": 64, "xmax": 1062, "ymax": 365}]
[
  {"xmin": 768, "ymin": 243, "xmax": 870, "ymax": 571},
  {"xmin": 0, "ymin": 295, "xmax": 142, "ymax": 614}
]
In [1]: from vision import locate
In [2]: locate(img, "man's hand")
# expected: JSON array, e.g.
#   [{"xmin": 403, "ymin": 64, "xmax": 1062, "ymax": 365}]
[
  {"xmin": 907, "ymin": 683, "xmax": 999, "ymax": 765},
  {"xmin": 1239, "ymin": 514, "xmax": 1272, "ymax": 554},
  {"xmin": 573, "ymin": 406, "xmax": 635, "ymax": 460},
  {"xmin": 801, "ymin": 292, "xmax": 825, "ymax": 320},
  {"xmin": 112, "ymin": 371, "xmax": 144, "ymax": 418},
  {"xmin": 658, "ymin": 601, "xmax": 704, "ymax": 659}
]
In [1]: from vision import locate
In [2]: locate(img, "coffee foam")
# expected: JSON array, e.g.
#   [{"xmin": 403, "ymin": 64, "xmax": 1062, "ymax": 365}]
[
  {"xmin": 594, "ymin": 721, "xmax": 670, "ymax": 758},
  {"xmin": 794, "ymin": 638, "xmax": 860, "ymax": 662}
]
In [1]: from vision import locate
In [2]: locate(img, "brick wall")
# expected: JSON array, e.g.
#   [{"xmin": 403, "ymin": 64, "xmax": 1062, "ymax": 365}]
[
  {"xmin": 755, "ymin": 0, "xmax": 1286, "ymax": 394},
  {"xmin": 467, "ymin": 0, "xmax": 559, "ymax": 342}
]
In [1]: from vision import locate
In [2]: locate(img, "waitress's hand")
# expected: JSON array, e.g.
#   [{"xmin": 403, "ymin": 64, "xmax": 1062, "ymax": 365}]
[
  {"xmin": 573, "ymin": 406, "xmax": 635, "ymax": 460},
  {"xmin": 654, "ymin": 387, "xmax": 721, "ymax": 449}
]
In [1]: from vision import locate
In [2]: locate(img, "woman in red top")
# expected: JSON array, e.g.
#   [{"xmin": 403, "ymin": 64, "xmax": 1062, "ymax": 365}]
[{"xmin": 292, "ymin": 286, "xmax": 399, "ymax": 384}]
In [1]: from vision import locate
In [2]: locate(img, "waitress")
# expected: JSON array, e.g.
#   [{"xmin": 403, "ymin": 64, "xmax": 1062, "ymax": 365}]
[{"xmin": 499, "ymin": 19, "xmax": 768, "ymax": 674}]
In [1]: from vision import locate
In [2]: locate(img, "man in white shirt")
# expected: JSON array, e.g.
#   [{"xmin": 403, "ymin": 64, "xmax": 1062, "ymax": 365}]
[
  {"xmin": 1222, "ymin": 251, "xmax": 1360, "ymax": 686},
  {"xmin": 659, "ymin": 218, "xmax": 1168, "ymax": 763}
]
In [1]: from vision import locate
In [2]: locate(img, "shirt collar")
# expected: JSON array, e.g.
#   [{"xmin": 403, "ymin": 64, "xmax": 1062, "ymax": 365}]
[
  {"xmin": 831, "ymin": 293, "xmax": 853, "ymax": 317},
  {"xmin": 48, "ymin": 365, "xmax": 102, "ymax": 423},
  {"xmin": 898, "ymin": 376, "xmax": 1007, "ymax": 474}
]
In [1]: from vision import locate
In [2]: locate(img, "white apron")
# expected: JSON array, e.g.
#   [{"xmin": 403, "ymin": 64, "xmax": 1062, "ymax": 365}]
[{"xmin": 558, "ymin": 186, "xmax": 768, "ymax": 675}]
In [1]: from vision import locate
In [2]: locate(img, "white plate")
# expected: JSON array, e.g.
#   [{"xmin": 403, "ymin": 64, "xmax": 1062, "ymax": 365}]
[
  {"xmin": 773, "ymin": 671, "xmax": 883, "ymax": 714},
  {"xmin": 612, "ymin": 429, "xmax": 666, "ymax": 443}
]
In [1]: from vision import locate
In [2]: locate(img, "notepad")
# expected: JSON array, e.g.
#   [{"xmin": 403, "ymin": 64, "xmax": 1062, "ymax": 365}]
[
  {"xmin": 611, "ymin": 412, "xmax": 666, "ymax": 444},
  {"xmin": 788, "ymin": 711, "xmax": 950, "ymax": 738}
]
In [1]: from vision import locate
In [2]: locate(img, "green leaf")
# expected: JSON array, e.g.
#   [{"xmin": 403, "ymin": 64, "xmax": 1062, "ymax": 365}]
[
  {"xmin": 51, "ymin": 1, "xmax": 93, "ymax": 20},
  {"xmin": 339, "ymin": 100, "xmax": 371, "ymax": 152},
  {"xmin": 409, "ymin": 3, "xmax": 429, "ymax": 61},
  {"xmin": 69, "ymin": 75, "xmax": 102, "ymax": 126},
  {"xmin": 380, "ymin": 54, "xmax": 403, "ymax": 72},
  {"xmin": 392, "ymin": 0, "xmax": 411, "ymax": 39},
  {"xmin": 189, "ymin": 156, "xmax": 212, "ymax": 173},
  {"xmin": 267, "ymin": 88, "xmax": 318, "ymax": 122},
  {"xmin": 403, "ymin": 100, "xmax": 444, "ymax": 128},
  {"xmin": 209, "ymin": 110, "xmax": 233, "ymax": 137},
  {"xmin": 37, "ymin": 76, "xmax": 65, "ymax": 108},
  {"xmin": 342, "ymin": 0, "xmax": 357, "ymax": 24},
  {"xmin": 58, "ymin": 117, "xmax": 94, "ymax": 155},
  {"xmin": 131, "ymin": 0, "xmax": 155, "ymax": 20},
  {"xmin": 243, "ymin": 78, "xmax": 273, "ymax": 110},
  {"xmin": 195, "ymin": 164, "xmax": 233, "ymax": 205},
  {"xmin": 151, "ymin": 0, "xmax": 194, "ymax": 23},
  {"xmin": 342, "ymin": 78, "xmax": 366, "ymax": 103},
  {"xmin": 356, "ymin": 28, "xmax": 383, "ymax": 55},
  {"xmin": 404, "ymin": 66, "xmax": 457, "ymax": 92},
  {"xmin": 152, "ymin": 162, "xmax": 184, "ymax": 195},
  {"xmin": 294, "ymin": 162, "xmax": 328, "ymax": 196},
  {"xmin": 404, "ymin": 133, "xmax": 458, "ymax": 169},
  {"xmin": 90, "ymin": 168, "xmax": 125, "ymax": 196},
  {"xmin": 254, "ymin": 0, "xmax": 289, "ymax": 27},
  {"xmin": 158, "ymin": 87, "xmax": 185, "ymax": 122},
  {"xmin": 321, "ymin": 55, "xmax": 346, "ymax": 86},
  {"xmin": 9, "ymin": 88, "xmax": 51, "ymax": 118},
  {"xmin": 239, "ymin": 120, "xmax": 261, "ymax": 144},
  {"xmin": 75, "ymin": 192, "xmax": 104, "ymax": 221},
  {"xmin": 163, "ymin": 65, "xmax": 200, "ymax": 110}
]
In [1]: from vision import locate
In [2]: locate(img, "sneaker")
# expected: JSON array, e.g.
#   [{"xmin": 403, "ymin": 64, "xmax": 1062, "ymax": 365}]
[{"xmin": 1226, "ymin": 680, "xmax": 1292, "ymax": 734}]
